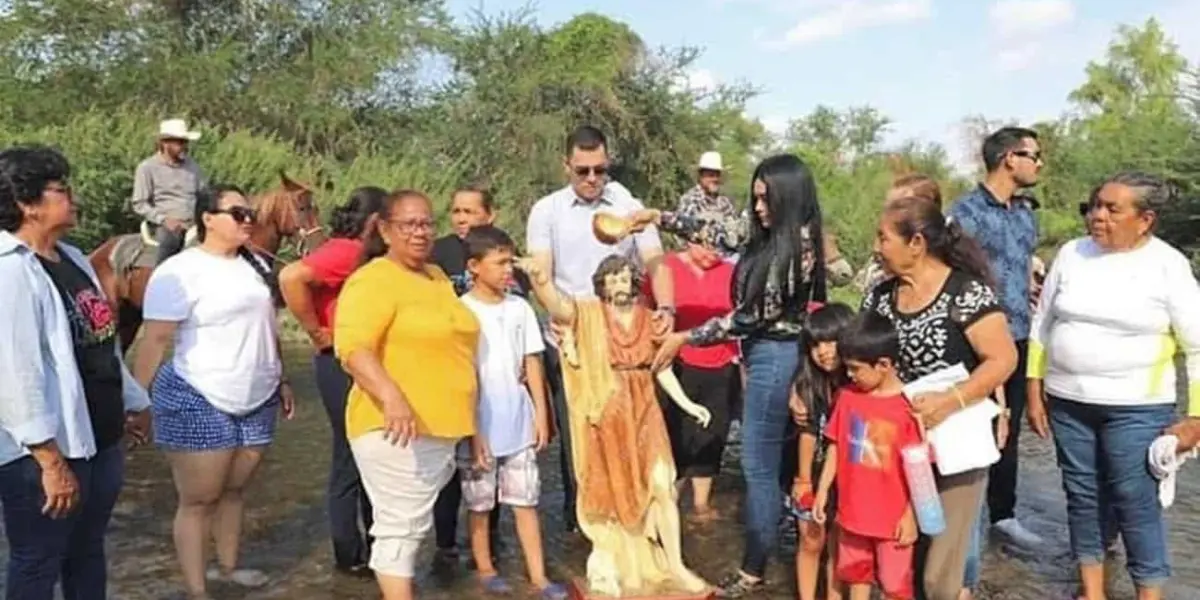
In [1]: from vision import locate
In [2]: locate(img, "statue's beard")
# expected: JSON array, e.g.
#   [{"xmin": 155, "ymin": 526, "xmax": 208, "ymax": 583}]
[{"xmin": 606, "ymin": 291, "xmax": 633, "ymax": 307}]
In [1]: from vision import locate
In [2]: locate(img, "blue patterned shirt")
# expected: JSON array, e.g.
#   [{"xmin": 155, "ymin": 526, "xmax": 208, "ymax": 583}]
[{"xmin": 947, "ymin": 184, "xmax": 1038, "ymax": 340}]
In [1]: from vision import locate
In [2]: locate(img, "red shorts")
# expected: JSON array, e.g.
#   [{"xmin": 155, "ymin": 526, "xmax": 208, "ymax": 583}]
[{"xmin": 836, "ymin": 529, "xmax": 914, "ymax": 599}]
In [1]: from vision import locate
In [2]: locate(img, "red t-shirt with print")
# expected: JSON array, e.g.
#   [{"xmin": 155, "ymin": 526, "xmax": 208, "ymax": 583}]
[
  {"xmin": 825, "ymin": 386, "xmax": 922, "ymax": 539},
  {"xmin": 300, "ymin": 238, "xmax": 363, "ymax": 329}
]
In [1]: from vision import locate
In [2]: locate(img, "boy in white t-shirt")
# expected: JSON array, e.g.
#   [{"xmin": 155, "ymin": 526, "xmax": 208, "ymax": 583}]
[{"xmin": 458, "ymin": 225, "xmax": 566, "ymax": 599}]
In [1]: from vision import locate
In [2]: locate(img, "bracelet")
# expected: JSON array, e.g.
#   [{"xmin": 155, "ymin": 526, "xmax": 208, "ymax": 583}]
[{"xmin": 951, "ymin": 385, "xmax": 966, "ymax": 408}]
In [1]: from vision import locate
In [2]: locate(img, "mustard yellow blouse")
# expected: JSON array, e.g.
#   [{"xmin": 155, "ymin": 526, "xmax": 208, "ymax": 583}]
[{"xmin": 334, "ymin": 258, "xmax": 480, "ymax": 440}]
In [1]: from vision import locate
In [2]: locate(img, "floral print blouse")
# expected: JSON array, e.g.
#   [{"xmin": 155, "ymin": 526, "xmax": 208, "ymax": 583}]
[{"xmin": 659, "ymin": 210, "xmax": 818, "ymax": 345}]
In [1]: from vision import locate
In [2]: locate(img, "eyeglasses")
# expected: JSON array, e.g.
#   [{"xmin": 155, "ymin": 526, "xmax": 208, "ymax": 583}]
[
  {"xmin": 388, "ymin": 218, "xmax": 435, "ymax": 234},
  {"xmin": 210, "ymin": 206, "xmax": 258, "ymax": 224},
  {"xmin": 572, "ymin": 165, "xmax": 609, "ymax": 177},
  {"xmin": 1011, "ymin": 150, "xmax": 1043, "ymax": 163}
]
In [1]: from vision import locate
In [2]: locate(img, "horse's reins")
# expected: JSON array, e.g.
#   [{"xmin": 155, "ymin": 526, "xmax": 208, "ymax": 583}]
[{"xmin": 249, "ymin": 225, "xmax": 324, "ymax": 266}]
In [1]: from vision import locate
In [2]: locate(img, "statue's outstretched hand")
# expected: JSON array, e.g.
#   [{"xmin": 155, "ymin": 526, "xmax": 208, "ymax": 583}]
[{"xmin": 687, "ymin": 404, "xmax": 712, "ymax": 428}]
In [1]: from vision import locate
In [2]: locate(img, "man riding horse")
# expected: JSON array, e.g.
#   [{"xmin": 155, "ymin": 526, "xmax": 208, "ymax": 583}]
[{"xmin": 131, "ymin": 119, "xmax": 207, "ymax": 265}]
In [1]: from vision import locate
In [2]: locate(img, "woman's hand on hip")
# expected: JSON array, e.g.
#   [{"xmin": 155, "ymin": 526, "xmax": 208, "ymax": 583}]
[
  {"xmin": 382, "ymin": 397, "xmax": 417, "ymax": 446},
  {"xmin": 1025, "ymin": 379, "xmax": 1051, "ymax": 439}
]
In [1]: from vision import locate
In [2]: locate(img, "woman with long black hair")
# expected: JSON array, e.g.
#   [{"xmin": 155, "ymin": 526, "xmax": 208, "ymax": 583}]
[
  {"xmin": 279, "ymin": 186, "xmax": 387, "ymax": 577},
  {"xmin": 631, "ymin": 153, "xmax": 828, "ymax": 597}
]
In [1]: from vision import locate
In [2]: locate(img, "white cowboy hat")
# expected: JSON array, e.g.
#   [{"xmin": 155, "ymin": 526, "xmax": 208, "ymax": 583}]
[
  {"xmin": 158, "ymin": 119, "xmax": 201, "ymax": 141},
  {"xmin": 698, "ymin": 151, "xmax": 723, "ymax": 172}
]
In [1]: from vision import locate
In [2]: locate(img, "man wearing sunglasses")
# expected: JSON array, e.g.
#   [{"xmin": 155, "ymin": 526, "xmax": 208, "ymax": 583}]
[
  {"xmin": 525, "ymin": 125, "xmax": 675, "ymax": 533},
  {"xmin": 947, "ymin": 126, "xmax": 1045, "ymax": 557},
  {"xmin": 130, "ymin": 119, "xmax": 207, "ymax": 266}
]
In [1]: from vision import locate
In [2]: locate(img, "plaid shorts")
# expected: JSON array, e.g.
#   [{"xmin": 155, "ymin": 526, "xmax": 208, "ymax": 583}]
[
  {"xmin": 151, "ymin": 363, "xmax": 278, "ymax": 452},
  {"xmin": 459, "ymin": 446, "xmax": 540, "ymax": 512}
]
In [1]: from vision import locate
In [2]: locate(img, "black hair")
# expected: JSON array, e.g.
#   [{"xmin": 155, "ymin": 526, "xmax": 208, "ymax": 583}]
[
  {"xmin": 0, "ymin": 145, "xmax": 71, "ymax": 233},
  {"xmin": 592, "ymin": 254, "xmax": 643, "ymax": 299},
  {"xmin": 360, "ymin": 189, "xmax": 432, "ymax": 266},
  {"xmin": 329, "ymin": 186, "xmax": 387, "ymax": 239},
  {"xmin": 194, "ymin": 184, "xmax": 282, "ymax": 306},
  {"xmin": 734, "ymin": 153, "xmax": 827, "ymax": 321},
  {"xmin": 565, "ymin": 125, "xmax": 608, "ymax": 155},
  {"xmin": 981, "ymin": 126, "xmax": 1038, "ymax": 173},
  {"xmin": 463, "ymin": 224, "xmax": 516, "ymax": 261},
  {"xmin": 883, "ymin": 196, "xmax": 995, "ymax": 286},
  {"xmin": 791, "ymin": 303, "xmax": 856, "ymax": 424},
  {"xmin": 453, "ymin": 184, "xmax": 495, "ymax": 213},
  {"xmin": 838, "ymin": 312, "xmax": 900, "ymax": 365}
]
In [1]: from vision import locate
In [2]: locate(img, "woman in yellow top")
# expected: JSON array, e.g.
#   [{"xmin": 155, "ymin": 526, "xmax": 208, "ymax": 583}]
[{"xmin": 334, "ymin": 189, "xmax": 480, "ymax": 600}]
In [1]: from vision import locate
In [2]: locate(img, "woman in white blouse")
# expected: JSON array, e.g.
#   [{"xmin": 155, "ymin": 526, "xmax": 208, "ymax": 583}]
[{"xmin": 1026, "ymin": 172, "xmax": 1200, "ymax": 600}]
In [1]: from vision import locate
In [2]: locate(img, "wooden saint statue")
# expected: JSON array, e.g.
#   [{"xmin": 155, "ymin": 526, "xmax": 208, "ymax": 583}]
[{"xmin": 516, "ymin": 254, "xmax": 712, "ymax": 598}]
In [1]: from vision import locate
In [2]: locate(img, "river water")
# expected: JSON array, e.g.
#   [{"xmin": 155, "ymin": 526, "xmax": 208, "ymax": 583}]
[{"xmin": 2, "ymin": 348, "xmax": 1198, "ymax": 599}]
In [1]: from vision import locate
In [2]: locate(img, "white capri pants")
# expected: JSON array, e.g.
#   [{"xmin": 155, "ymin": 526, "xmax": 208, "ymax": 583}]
[{"xmin": 351, "ymin": 431, "xmax": 457, "ymax": 578}]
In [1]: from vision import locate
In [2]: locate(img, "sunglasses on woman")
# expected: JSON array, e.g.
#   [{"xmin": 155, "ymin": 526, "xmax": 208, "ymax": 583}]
[{"xmin": 210, "ymin": 206, "xmax": 258, "ymax": 224}]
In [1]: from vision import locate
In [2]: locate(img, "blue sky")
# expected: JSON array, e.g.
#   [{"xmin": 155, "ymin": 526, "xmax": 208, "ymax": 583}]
[{"xmin": 445, "ymin": 0, "xmax": 1200, "ymax": 169}]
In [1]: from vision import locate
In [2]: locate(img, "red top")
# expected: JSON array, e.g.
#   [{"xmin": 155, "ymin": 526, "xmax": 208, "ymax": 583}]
[
  {"xmin": 300, "ymin": 238, "xmax": 363, "ymax": 329},
  {"xmin": 659, "ymin": 252, "xmax": 739, "ymax": 368},
  {"xmin": 825, "ymin": 386, "xmax": 921, "ymax": 539}
]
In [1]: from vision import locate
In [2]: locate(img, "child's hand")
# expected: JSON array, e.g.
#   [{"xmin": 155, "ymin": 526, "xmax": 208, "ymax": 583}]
[
  {"xmin": 534, "ymin": 409, "xmax": 551, "ymax": 452},
  {"xmin": 812, "ymin": 488, "xmax": 828, "ymax": 525},
  {"xmin": 791, "ymin": 479, "xmax": 814, "ymax": 509},
  {"xmin": 470, "ymin": 435, "xmax": 493, "ymax": 472},
  {"xmin": 896, "ymin": 511, "xmax": 918, "ymax": 546}
]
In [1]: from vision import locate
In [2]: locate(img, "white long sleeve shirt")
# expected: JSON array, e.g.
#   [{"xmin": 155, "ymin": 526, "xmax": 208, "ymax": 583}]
[{"xmin": 1028, "ymin": 236, "xmax": 1200, "ymax": 412}]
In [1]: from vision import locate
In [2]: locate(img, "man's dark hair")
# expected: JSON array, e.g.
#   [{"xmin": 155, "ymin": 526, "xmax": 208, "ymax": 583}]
[
  {"xmin": 464, "ymin": 224, "xmax": 516, "ymax": 261},
  {"xmin": 565, "ymin": 125, "xmax": 608, "ymax": 155},
  {"xmin": 591, "ymin": 254, "xmax": 643, "ymax": 299},
  {"xmin": 981, "ymin": 126, "xmax": 1038, "ymax": 173},
  {"xmin": 454, "ymin": 184, "xmax": 495, "ymax": 213},
  {"xmin": 838, "ymin": 313, "xmax": 900, "ymax": 365}
]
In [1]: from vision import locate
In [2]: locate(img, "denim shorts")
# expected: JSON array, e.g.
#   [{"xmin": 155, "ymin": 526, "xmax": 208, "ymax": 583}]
[{"xmin": 151, "ymin": 363, "xmax": 279, "ymax": 452}]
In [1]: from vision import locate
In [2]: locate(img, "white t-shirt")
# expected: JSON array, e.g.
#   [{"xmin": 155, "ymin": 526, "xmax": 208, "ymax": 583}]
[
  {"xmin": 1033, "ymin": 236, "xmax": 1200, "ymax": 407},
  {"xmin": 461, "ymin": 292, "xmax": 546, "ymax": 457},
  {"xmin": 143, "ymin": 248, "xmax": 282, "ymax": 415}
]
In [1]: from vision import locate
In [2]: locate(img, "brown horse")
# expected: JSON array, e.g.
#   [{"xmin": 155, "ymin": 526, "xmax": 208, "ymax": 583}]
[{"xmin": 89, "ymin": 172, "xmax": 326, "ymax": 351}]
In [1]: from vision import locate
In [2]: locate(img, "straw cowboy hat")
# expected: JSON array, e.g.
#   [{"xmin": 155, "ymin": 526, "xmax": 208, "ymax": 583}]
[
  {"xmin": 697, "ymin": 151, "xmax": 723, "ymax": 172},
  {"xmin": 158, "ymin": 119, "xmax": 201, "ymax": 141}
]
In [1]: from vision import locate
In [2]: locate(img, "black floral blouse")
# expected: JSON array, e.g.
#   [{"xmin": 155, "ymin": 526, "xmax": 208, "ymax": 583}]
[{"xmin": 659, "ymin": 210, "xmax": 818, "ymax": 345}]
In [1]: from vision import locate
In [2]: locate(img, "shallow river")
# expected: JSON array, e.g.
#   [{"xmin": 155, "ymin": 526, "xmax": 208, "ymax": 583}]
[{"xmin": 2, "ymin": 348, "xmax": 1198, "ymax": 599}]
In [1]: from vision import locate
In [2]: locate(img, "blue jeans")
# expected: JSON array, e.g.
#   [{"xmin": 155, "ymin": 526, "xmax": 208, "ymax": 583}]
[
  {"xmin": 738, "ymin": 338, "xmax": 800, "ymax": 578},
  {"xmin": 0, "ymin": 445, "xmax": 125, "ymax": 600},
  {"xmin": 1049, "ymin": 396, "xmax": 1173, "ymax": 588},
  {"xmin": 962, "ymin": 498, "xmax": 984, "ymax": 590},
  {"xmin": 314, "ymin": 351, "xmax": 374, "ymax": 568}
]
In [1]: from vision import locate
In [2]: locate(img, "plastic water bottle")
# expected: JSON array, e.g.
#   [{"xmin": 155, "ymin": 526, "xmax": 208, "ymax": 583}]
[{"xmin": 902, "ymin": 443, "xmax": 946, "ymax": 536}]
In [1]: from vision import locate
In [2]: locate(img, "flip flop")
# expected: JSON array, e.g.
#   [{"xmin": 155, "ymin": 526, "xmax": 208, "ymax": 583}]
[
  {"xmin": 538, "ymin": 582, "xmax": 569, "ymax": 600},
  {"xmin": 479, "ymin": 574, "xmax": 513, "ymax": 595},
  {"xmin": 205, "ymin": 567, "xmax": 269, "ymax": 587}
]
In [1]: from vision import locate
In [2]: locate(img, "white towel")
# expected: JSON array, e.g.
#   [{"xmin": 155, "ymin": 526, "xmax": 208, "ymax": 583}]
[
  {"xmin": 1148, "ymin": 434, "xmax": 1197, "ymax": 508},
  {"xmin": 901, "ymin": 364, "xmax": 1002, "ymax": 476}
]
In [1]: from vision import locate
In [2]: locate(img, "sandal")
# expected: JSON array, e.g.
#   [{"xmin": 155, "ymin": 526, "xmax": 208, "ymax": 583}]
[
  {"xmin": 479, "ymin": 574, "xmax": 513, "ymax": 595},
  {"xmin": 538, "ymin": 581, "xmax": 570, "ymax": 600},
  {"xmin": 205, "ymin": 567, "xmax": 269, "ymax": 587}
]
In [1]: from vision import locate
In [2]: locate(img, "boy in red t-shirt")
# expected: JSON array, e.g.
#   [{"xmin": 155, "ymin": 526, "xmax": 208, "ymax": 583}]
[{"xmin": 813, "ymin": 314, "xmax": 921, "ymax": 600}]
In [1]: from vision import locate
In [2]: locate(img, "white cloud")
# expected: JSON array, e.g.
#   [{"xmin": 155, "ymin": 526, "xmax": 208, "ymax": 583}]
[
  {"xmin": 995, "ymin": 43, "xmax": 1042, "ymax": 72},
  {"xmin": 987, "ymin": 0, "xmax": 1076, "ymax": 39},
  {"xmin": 768, "ymin": 0, "xmax": 933, "ymax": 49},
  {"xmin": 674, "ymin": 68, "xmax": 719, "ymax": 93}
]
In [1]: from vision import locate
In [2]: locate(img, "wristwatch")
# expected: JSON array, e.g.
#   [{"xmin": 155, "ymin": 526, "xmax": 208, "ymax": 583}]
[{"xmin": 656, "ymin": 305, "xmax": 677, "ymax": 316}]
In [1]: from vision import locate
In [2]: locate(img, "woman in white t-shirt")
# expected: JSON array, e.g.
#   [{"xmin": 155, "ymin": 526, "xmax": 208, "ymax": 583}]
[
  {"xmin": 133, "ymin": 184, "xmax": 294, "ymax": 600},
  {"xmin": 1026, "ymin": 172, "xmax": 1200, "ymax": 600}
]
